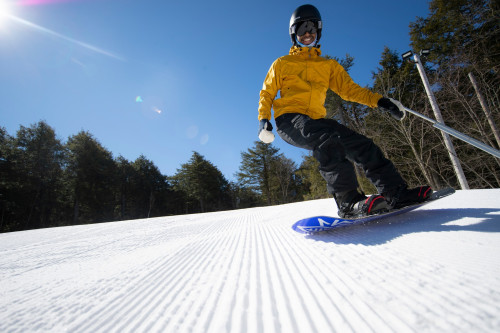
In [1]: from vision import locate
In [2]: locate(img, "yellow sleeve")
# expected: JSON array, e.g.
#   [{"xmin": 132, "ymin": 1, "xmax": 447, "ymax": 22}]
[
  {"xmin": 258, "ymin": 59, "xmax": 281, "ymax": 121},
  {"xmin": 329, "ymin": 60, "xmax": 382, "ymax": 108}
]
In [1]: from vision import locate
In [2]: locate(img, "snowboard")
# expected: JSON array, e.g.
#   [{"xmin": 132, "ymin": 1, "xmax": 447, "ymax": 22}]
[{"xmin": 292, "ymin": 187, "xmax": 455, "ymax": 234}]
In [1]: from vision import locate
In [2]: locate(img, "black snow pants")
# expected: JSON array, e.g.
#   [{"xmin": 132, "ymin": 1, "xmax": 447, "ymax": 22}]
[{"xmin": 275, "ymin": 113, "xmax": 405, "ymax": 195}]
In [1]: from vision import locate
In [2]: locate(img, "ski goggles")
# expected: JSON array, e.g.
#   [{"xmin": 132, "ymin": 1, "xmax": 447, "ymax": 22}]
[{"xmin": 295, "ymin": 21, "xmax": 318, "ymax": 36}]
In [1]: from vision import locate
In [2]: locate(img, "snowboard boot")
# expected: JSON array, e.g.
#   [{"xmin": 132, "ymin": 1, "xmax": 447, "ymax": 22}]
[
  {"xmin": 384, "ymin": 185, "xmax": 433, "ymax": 209},
  {"xmin": 334, "ymin": 189, "xmax": 390, "ymax": 218}
]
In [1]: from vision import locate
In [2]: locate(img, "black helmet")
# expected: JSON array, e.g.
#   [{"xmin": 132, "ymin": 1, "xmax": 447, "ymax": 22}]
[{"xmin": 289, "ymin": 4, "xmax": 322, "ymax": 45}]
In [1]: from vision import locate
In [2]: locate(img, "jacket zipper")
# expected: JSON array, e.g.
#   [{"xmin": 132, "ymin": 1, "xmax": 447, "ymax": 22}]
[{"xmin": 306, "ymin": 51, "xmax": 312, "ymax": 115}]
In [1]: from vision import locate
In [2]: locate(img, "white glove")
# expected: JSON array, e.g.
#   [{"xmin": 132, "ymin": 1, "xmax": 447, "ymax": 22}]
[{"xmin": 258, "ymin": 119, "xmax": 275, "ymax": 143}]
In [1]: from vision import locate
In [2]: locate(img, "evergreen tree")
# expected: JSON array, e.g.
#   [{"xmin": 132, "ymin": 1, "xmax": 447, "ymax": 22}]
[
  {"xmin": 410, "ymin": 0, "xmax": 499, "ymax": 70},
  {"xmin": 227, "ymin": 181, "xmax": 260, "ymax": 209},
  {"xmin": 237, "ymin": 141, "xmax": 280, "ymax": 205},
  {"xmin": 115, "ymin": 156, "xmax": 135, "ymax": 220},
  {"xmin": 172, "ymin": 152, "xmax": 230, "ymax": 213},
  {"xmin": 0, "ymin": 122, "xmax": 66, "ymax": 231},
  {"xmin": 296, "ymin": 154, "xmax": 329, "ymax": 200},
  {"xmin": 130, "ymin": 155, "xmax": 167, "ymax": 218},
  {"xmin": 15, "ymin": 122, "xmax": 66, "ymax": 229},
  {"xmin": 65, "ymin": 131, "xmax": 117, "ymax": 224},
  {"xmin": 0, "ymin": 128, "xmax": 18, "ymax": 231}
]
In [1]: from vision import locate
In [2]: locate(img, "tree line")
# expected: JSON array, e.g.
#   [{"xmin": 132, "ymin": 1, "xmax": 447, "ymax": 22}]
[
  {"xmin": 0, "ymin": 121, "xmax": 311, "ymax": 232},
  {"xmin": 1, "ymin": 0, "xmax": 499, "ymax": 232}
]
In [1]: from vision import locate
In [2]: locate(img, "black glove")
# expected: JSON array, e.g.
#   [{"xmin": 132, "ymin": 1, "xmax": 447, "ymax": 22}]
[
  {"xmin": 378, "ymin": 97, "xmax": 406, "ymax": 121},
  {"xmin": 258, "ymin": 119, "xmax": 275, "ymax": 143}
]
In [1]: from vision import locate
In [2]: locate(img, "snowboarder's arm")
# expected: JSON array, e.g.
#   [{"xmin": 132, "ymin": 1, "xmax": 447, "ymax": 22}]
[
  {"xmin": 258, "ymin": 59, "xmax": 281, "ymax": 121},
  {"xmin": 328, "ymin": 60, "xmax": 382, "ymax": 108}
]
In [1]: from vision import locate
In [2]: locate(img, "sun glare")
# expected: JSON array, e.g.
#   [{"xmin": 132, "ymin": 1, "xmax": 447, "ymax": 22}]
[{"xmin": 0, "ymin": 0, "xmax": 14, "ymax": 28}]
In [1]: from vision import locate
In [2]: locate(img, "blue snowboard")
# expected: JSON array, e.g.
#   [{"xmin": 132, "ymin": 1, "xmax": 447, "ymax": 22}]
[{"xmin": 292, "ymin": 187, "xmax": 455, "ymax": 234}]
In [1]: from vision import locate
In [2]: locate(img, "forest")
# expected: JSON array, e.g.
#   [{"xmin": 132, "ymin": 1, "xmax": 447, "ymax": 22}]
[{"xmin": 1, "ymin": 0, "xmax": 498, "ymax": 232}]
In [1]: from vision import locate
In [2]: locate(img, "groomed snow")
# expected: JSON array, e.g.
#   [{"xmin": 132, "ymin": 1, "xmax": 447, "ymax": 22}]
[{"xmin": 1, "ymin": 189, "xmax": 499, "ymax": 332}]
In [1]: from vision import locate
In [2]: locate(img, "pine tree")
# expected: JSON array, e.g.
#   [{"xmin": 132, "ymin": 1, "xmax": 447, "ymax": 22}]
[
  {"xmin": 172, "ymin": 152, "xmax": 230, "ymax": 213},
  {"xmin": 130, "ymin": 155, "xmax": 167, "ymax": 218},
  {"xmin": 0, "ymin": 127, "xmax": 18, "ymax": 231},
  {"xmin": 65, "ymin": 131, "xmax": 117, "ymax": 224},
  {"xmin": 296, "ymin": 154, "xmax": 329, "ymax": 200},
  {"xmin": 237, "ymin": 141, "xmax": 281, "ymax": 205},
  {"xmin": 410, "ymin": 0, "xmax": 499, "ymax": 70},
  {"xmin": 16, "ymin": 122, "xmax": 66, "ymax": 229},
  {"xmin": 115, "ymin": 156, "xmax": 135, "ymax": 220}
]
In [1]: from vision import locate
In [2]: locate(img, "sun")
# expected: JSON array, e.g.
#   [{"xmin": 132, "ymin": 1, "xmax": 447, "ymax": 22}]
[{"xmin": 0, "ymin": 0, "xmax": 14, "ymax": 25}]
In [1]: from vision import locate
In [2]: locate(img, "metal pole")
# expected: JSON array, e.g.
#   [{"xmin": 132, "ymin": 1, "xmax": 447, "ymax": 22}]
[
  {"xmin": 413, "ymin": 53, "xmax": 470, "ymax": 190},
  {"xmin": 402, "ymin": 106, "xmax": 500, "ymax": 159}
]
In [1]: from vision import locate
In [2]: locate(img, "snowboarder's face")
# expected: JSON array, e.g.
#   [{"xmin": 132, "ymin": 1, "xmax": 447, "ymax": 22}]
[{"xmin": 297, "ymin": 31, "xmax": 317, "ymax": 45}]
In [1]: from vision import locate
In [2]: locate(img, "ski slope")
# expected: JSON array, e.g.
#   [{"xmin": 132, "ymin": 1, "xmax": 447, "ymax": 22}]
[{"xmin": 1, "ymin": 189, "xmax": 499, "ymax": 332}]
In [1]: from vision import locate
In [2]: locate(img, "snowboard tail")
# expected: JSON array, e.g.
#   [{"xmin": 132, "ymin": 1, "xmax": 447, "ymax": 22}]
[{"xmin": 292, "ymin": 187, "xmax": 455, "ymax": 234}]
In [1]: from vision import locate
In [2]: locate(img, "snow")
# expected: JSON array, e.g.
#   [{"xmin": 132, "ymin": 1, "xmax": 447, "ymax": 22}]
[{"xmin": 1, "ymin": 189, "xmax": 500, "ymax": 332}]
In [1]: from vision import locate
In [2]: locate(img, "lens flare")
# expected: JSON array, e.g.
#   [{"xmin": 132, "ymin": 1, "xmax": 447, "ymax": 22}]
[
  {"xmin": 187, "ymin": 126, "xmax": 199, "ymax": 139},
  {"xmin": 200, "ymin": 134, "xmax": 209, "ymax": 145}
]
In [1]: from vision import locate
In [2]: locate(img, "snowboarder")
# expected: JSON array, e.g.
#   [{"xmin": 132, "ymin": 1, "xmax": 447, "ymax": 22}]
[{"xmin": 258, "ymin": 4, "xmax": 432, "ymax": 218}]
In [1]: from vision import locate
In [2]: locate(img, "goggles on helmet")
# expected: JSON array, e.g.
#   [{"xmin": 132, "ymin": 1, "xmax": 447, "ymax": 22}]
[{"xmin": 296, "ymin": 21, "xmax": 317, "ymax": 36}]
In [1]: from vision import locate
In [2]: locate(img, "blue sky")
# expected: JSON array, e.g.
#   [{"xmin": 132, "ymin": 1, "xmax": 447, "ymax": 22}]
[{"xmin": 0, "ymin": 0, "xmax": 430, "ymax": 181}]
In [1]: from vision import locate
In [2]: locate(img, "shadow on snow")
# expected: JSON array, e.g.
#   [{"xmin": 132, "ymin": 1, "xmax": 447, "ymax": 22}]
[{"xmin": 304, "ymin": 208, "xmax": 500, "ymax": 246}]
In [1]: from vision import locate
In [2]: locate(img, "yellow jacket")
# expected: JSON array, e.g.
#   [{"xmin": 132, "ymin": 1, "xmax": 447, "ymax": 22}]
[{"xmin": 258, "ymin": 46, "xmax": 382, "ymax": 121}]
